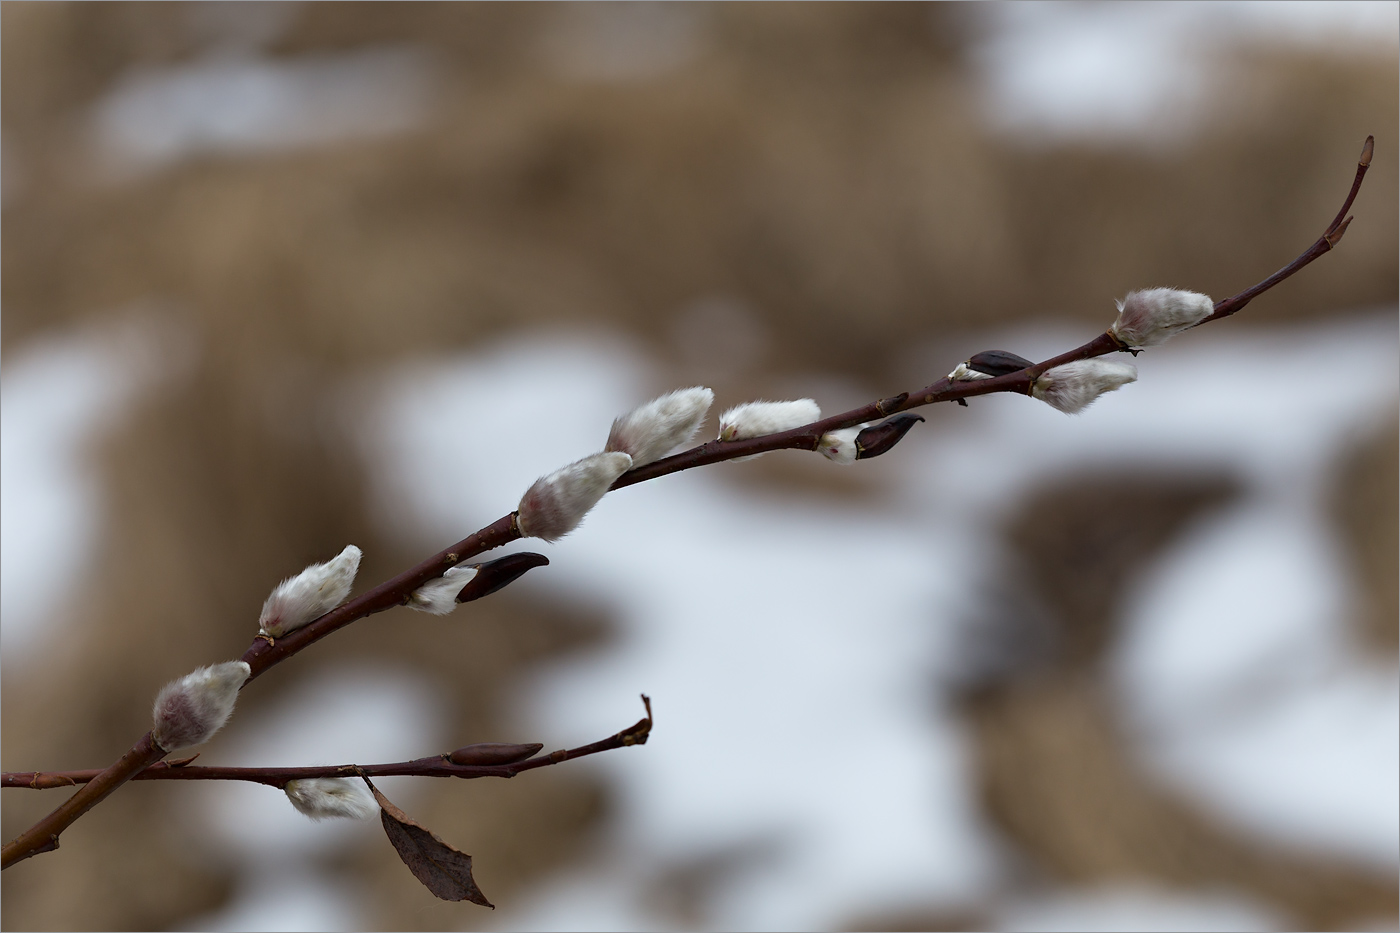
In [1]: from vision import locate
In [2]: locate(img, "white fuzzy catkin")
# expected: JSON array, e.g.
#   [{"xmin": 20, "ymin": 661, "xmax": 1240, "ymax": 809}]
[
  {"xmin": 259, "ymin": 545, "xmax": 362, "ymax": 638},
  {"xmin": 407, "ymin": 564, "xmax": 479, "ymax": 615},
  {"xmin": 1032, "ymin": 360, "xmax": 1138, "ymax": 414},
  {"xmin": 718, "ymin": 399, "xmax": 821, "ymax": 441},
  {"xmin": 817, "ymin": 426, "xmax": 862, "ymax": 465},
  {"xmin": 284, "ymin": 777, "xmax": 378, "ymax": 821},
  {"xmin": 605, "ymin": 386, "xmax": 714, "ymax": 467},
  {"xmin": 1109, "ymin": 287, "xmax": 1214, "ymax": 349},
  {"xmin": 151, "ymin": 661, "xmax": 250, "ymax": 751},
  {"xmin": 947, "ymin": 362, "xmax": 993, "ymax": 381},
  {"xmin": 517, "ymin": 451, "xmax": 633, "ymax": 542}
]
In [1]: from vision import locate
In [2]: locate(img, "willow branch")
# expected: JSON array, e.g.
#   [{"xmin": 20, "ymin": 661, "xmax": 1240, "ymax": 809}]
[
  {"xmin": 0, "ymin": 734, "xmax": 166, "ymax": 868},
  {"xmin": 1, "ymin": 136, "xmax": 1373, "ymax": 870}
]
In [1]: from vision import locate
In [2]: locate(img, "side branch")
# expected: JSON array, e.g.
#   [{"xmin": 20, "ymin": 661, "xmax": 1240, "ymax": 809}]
[
  {"xmin": 4, "ymin": 698, "xmax": 654, "ymax": 791},
  {"xmin": 1203, "ymin": 135, "xmax": 1372, "ymax": 324}
]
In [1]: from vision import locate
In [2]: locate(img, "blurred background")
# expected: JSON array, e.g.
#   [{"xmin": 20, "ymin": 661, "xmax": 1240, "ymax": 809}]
[{"xmin": 2, "ymin": 2, "xmax": 1396, "ymax": 930}]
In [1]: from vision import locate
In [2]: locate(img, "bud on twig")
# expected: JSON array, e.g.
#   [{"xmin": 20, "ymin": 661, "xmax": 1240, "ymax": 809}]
[
  {"xmin": 516, "ymin": 452, "xmax": 632, "ymax": 542},
  {"xmin": 1032, "ymin": 360, "xmax": 1137, "ymax": 414},
  {"xmin": 284, "ymin": 777, "xmax": 377, "ymax": 820},
  {"xmin": 967, "ymin": 350, "xmax": 1035, "ymax": 376},
  {"xmin": 448, "ymin": 742, "xmax": 544, "ymax": 765},
  {"xmin": 817, "ymin": 426, "xmax": 862, "ymax": 464},
  {"xmin": 407, "ymin": 565, "xmax": 479, "ymax": 615},
  {"xmin": 454, "ymin": 553, "xmax": 549, "ymax": 604},
  {"xmin": 259, "ymin": 545, "xmax": 362, "ymax": 638},
  {"xmin": 1109, "ymin": 288, "xmax": 1214, "ymax": 349},
  {"xmin": 151, "ymin": 661, "xmax": 250, "ymax": 751},
  {"xmin": 605, "ymin": 387, "xmax": 714, "ymax": 467},
  {"xmin": 949, "ymin": 350, "xmax": 1036, "ymax": 381},
  {"xmin": 854, "ymin": 413, "xmax": 925, "ymax": 459}
]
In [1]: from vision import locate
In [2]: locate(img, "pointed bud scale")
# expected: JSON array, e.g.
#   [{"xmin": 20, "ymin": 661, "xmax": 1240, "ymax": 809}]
[
  {"xmin": 817, "ymin": 427, "xmax": 862, "ymax": 465},
  {"xmin": 407, "ymin": 565, "xmax": 479, "ymax": 615},
  {"xmin": 1109, "ymin": 288, "xmax": 1213, "ymax": 349},
  {"xmin": 448, "ymin": 742, "xmax": 544, "ymax": 765},
  {"xmin": 966, "ymin": 350, "xmax": 1035, "ymax": 377},
  {"xmin": 1032, "ymin": 360, "xmax": 1137, "ymax": 414},
  {"xmin": 517, "ymin": 452, "xmax": 632, "ymax": 542},
  {"xmin": 284, "ymin": 777, "xmax": 377, "ymax": 820},
  {"xmin": 259, "ymin": 545, "xmax": 362, "ymax": 638},
  {"xmin": 605, "ymin": 387, "xmax": 714, "ymax": 467},
  {"xmin": 151, "ymin": 661, "xmax": 250, "ymax": 751},
  {"xmin": 855, "ymin": 413, "xmax": 925, "ymax": 459},
  {"xmin": 455, "ymin": 552, "xmax": 549, "ymax": 604},
  {"xmin": 950, "ymin": 350, "xmax": 1035, "ymax": 381}
]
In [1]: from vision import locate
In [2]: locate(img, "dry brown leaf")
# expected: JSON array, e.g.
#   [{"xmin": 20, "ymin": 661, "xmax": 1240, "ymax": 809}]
[{"xmin": 363, "ymin": 778, "xmax": 494, "ymax": 907}]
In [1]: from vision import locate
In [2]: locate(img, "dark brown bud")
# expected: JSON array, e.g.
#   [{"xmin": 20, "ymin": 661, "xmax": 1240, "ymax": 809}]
[
  {"xmin": 448, "ymin": 742, "xmax": 544, "ymax": 766},
  {"xmin": 455, "ymin": 552, "xmax": 549, "ymax": 604},
  {"xmin": 855, "ymin": 414, "xmax": 925, "ymax": 460},
  {"xmin": 966, "ymin": 350, "xmax": 1034, "ymax": 377}
]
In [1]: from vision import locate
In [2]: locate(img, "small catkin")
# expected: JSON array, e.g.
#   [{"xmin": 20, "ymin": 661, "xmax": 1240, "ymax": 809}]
[
  {"xmin": 284, "ymin": 777, "xmax": 378, "ymax": 820},
  {"xmin": 1032, "ymin": 360, "xmax": 1138, "ymax": 414},
  {"xmin": 516, "ymin": 451, "xmax": 633, "ymax": 542},
  {"xmin": 407, "ymin": 564, "xmax": 480, "ymax": 615},
  {"xmin": 151, "ymin": 661, "xmax": 251, "ymax": 751},
  {"xmin": 259, "ymin": 545, "xmax": 362, "ymax": 638},
  {"xmin": 717, "ymin": 399, "xmax": 822, "ymax": 441},
  {"xmin": 817, "ymin": 427, "xmax": 862, "ymax": 465},
  {"xmin": 605, "ymin": 387, "xmax": 714, "ymax": 467},
  {"xmin": 1109, "ymin": 288, "xmax": 1214, "ymax": 349}
]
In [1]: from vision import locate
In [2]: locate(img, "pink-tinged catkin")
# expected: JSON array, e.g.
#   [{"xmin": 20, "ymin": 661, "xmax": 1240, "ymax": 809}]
[
  {"xmin": 259, "ymin": 545, "xmax": 361, "ymax": 638},
  {"xmin": 516, "ymin": 451, "xmax": 633, "ymax": 542},
  {"xmin": 151, "ymin": 661, "xmax": 250, "ymax": 751},
  {"xmin": 605, "ymin": 386, "xmax": 714, "ymax": 467},
  {"xmin": 284, "ymin": 777, "xmax": 377, "ymax": 820},
  {"xmin": 1032, "ymin": 360, "xmax": 1137, "ymax": 414},
  {"xmin": 1109, "ymin": 288, "xmax": 1214, "ymax": 349}
]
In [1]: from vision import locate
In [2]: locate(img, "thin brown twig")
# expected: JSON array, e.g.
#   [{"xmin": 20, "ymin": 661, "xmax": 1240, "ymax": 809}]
[
  {"xmin": 618, "ymin": 136, "xmax": 1374, "ymax": 484},
  {"xmin": 0, "ymin": 136, "xmax": 1374, "ymax": 870},
  {"xmin": 3, "ymin": 699, "xmax": 654, "ymax": 791}
]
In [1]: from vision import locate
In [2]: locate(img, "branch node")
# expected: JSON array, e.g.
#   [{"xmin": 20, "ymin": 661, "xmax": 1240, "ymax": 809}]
[
  {"xmin": 875, "ymin": 392, "xmax": 909, "ymax": 416},
  {"xmin": 1324, "ymin": 215, "xmax": 1353, "ymax": 248}
]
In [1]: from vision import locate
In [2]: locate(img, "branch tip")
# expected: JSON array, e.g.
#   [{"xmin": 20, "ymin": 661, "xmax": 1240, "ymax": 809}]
[{"xmin": 1360, "ymin": 135, "xmax": 1374, "ymax": 167}]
